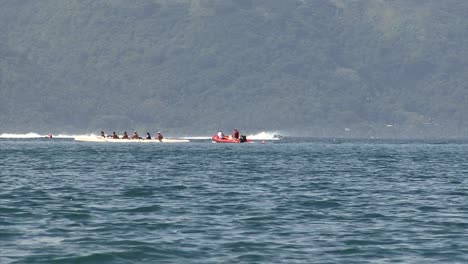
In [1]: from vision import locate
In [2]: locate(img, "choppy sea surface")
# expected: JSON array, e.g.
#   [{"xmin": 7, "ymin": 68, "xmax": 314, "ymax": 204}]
[{"xmin": 1, "ymin": 137, "xmax": 468, "ymax": 263}]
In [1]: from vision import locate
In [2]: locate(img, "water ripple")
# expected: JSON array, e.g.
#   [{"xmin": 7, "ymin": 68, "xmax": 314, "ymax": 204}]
[{"xmin": 1, "ymin": 139, "xmax": 468, "ymax": 263}]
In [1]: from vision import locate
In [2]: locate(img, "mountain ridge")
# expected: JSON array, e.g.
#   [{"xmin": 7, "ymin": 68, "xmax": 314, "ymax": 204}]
[{"xmin": 1, "ymin": 0, "xmax": 467, "ymax": 138}]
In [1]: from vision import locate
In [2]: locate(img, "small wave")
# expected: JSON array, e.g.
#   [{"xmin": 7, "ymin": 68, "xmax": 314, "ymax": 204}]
[{"xmin": 124, "ymin": 205, "xmax": 162, "ymax": 213}]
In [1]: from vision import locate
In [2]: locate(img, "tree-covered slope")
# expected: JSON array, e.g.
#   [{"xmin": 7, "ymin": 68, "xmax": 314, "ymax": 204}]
[{"xmin": 1, "ymin": 0, "xmax": 467, "ymax": 138}]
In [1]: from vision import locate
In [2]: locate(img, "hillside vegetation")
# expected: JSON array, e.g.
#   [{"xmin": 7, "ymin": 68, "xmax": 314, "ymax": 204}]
[{"xmin": 1, "ymin": 0, "xmax": 468, "ymax": 138}]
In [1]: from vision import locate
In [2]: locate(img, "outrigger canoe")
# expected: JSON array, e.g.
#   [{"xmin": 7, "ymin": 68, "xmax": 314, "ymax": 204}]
[
  {"xmin": 74, "ymin": 136, "xmax": 189, "ymax": 143},
  {"xmin": 212, "ymin": 135, "xmax": 251, "ymax": 143}
]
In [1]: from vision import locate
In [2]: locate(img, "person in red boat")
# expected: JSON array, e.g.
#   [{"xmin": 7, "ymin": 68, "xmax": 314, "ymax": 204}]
[
  {"xmin": 233, "ymin": 129, "xmax": 239, "ymax": 139},
  {"xmin": 217, "ymin": 130, "xmax": 224, "ymax": 139}
]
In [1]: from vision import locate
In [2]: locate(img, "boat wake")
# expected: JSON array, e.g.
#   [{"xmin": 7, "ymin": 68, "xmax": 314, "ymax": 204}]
[
  {"xmin": 0, "ymin": 133, "xmax": 92, "ymax": 139},
  {"xmin": 246, "ymin": 131, "xmax": 283, "ymax": 140}
]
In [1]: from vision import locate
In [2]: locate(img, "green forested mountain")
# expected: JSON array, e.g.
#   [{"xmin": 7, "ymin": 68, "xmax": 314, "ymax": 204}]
[{"xmin": 1, "ymin": 0, "xmax": 468, "ymax": 138}]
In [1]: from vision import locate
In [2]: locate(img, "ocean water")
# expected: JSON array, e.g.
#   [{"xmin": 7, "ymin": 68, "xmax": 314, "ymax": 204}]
[{"xmin": 1, "ymin": 137, "xmax": 468, "ymax": 263}]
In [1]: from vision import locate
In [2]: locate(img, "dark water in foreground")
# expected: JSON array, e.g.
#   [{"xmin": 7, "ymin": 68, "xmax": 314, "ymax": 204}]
[{"xmin": 1, "ymin": 138, "xmax": 468, "ymax": 263}]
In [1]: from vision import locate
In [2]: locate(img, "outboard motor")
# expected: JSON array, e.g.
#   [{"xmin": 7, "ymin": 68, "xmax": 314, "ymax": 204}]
[{"xmin": 240, "ymin": 135, "xmax": 247, "ymax": 143}]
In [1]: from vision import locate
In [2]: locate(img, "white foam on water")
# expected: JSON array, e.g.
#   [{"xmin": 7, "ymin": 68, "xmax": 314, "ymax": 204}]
[
  {"xmin": 180, "ymin": 136, "xmax": 212, "ymax": 140},
  {"xmin": 0, "ymin": 133, "xmax": 45, "ymax": 138},
  {"xmin": 246, "ymin": 131, "xmax": 283, "ymax": 140}
]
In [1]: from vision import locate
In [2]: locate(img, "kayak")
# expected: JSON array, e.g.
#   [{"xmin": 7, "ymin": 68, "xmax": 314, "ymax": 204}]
[
  {"xmin": 74, "ymin": 136, "xmax": 189, "ymax": 143},
  {"xmin": 212, "ymin": 135, "xmax": 251, "ymax": 143}
]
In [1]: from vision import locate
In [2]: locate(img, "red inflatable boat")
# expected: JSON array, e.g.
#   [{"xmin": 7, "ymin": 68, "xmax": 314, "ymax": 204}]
[{"xmin": 212, "ymin": 134, "xmax": 251, "ymax": 143}]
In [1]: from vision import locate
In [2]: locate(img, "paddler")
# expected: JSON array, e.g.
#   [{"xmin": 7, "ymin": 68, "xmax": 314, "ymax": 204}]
[
  {"xmin": 157, "ymin": 131, "xmax": 163, "ymax": 142},
  {"xmin": 112, "ymin": 131, "xmax": 119, "ymax": 139},
  {"xmin": 132, "ymin": 131, "xmax": 139, "ymax": 139},
  {"xmin": 145, "ymin": 132, "xmax": 151, "ymax": 140},
  {"xmin": 122, "ymin": 131, "xmax": 129, "ymax": 139},
  {"xmin": 100, "ymin": 131, "xmax": 105, "ymax": 138}
]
